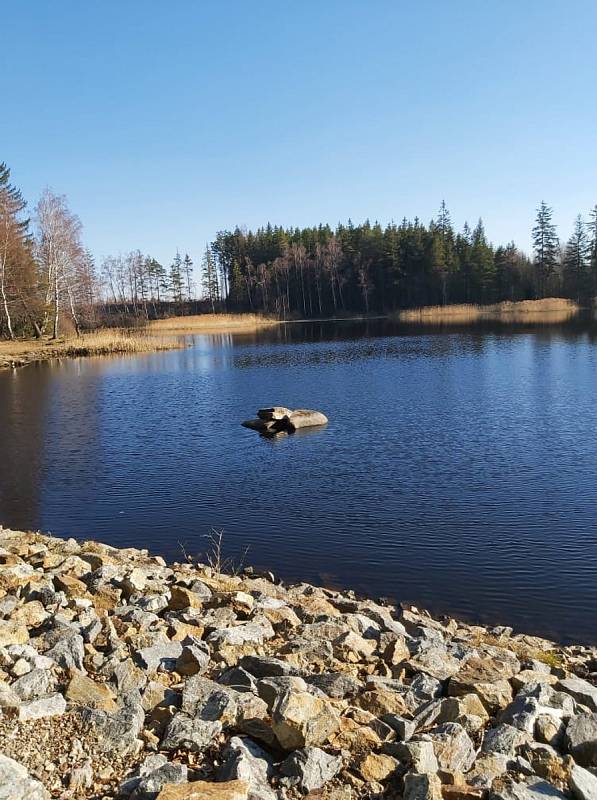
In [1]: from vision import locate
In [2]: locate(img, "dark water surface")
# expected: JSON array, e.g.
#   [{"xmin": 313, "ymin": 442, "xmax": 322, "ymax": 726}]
[{"xmin": 1, "ymin": 318, "xmax": 597, "ymax": 644}]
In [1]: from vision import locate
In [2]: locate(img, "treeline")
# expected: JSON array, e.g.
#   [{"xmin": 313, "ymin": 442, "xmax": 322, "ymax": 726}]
[
  {"xmin": 211, "ymin": 201, "xmax": 597, "ymax": 317},
  {"xmin": 3, "ymin": 155, "xmax": 597, "ymax": 339},
  {"xmin": 0, "ymin": 161, "xmax": 209, "ymax": 339}
]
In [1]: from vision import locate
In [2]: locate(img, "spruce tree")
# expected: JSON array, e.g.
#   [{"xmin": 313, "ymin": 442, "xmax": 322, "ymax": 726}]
[
  {"xmin": 588, "ymin": 205, "xmax": 597, "ymax": 297},
  {"xmin": 563, "ymin": 215, "xmax": 590, "ymax": 301},
  {"xmin": 183, "ymin": 253, "xmax": 194, "ymax": 300},
  {"xmin": 532, "ymin": 202, "xmax": 559, "ymax": 297}
]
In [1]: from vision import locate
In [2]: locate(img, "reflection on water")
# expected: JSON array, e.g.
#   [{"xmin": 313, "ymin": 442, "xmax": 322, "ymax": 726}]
[{"xmin": 1, "ymin": 316, "xmax": 597, "ymax": 644}]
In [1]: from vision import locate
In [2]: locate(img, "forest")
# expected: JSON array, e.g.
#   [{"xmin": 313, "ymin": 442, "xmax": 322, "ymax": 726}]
[{"xmin": 1, "ymin": 158, "xmax": 596, "ymax": 339}]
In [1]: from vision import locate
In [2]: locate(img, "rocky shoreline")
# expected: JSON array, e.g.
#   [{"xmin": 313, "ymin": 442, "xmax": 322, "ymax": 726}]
[{"xmin": 1, "ymin": 527, "xmax": 597, "ymax": 800}]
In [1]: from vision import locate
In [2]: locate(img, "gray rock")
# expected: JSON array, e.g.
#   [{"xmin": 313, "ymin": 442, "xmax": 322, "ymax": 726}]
[
  {"xmin": 565, "ymin": 713, "xmax": 597, "ymax": 767},
  {"xmin": 218, "ymin": 736, "xmax": 275, "ymax": 800},
  {"xmin": 207, "ymin": 623, "xmax": 274, "ymax": 648},
  {"xmin": 130, "ymin": 762, "xmax": 188, "ymax": 799},
  {"xmin": 404, "ymin": 673, "xmax": 443, "ymax": 713},
  {"xmin": 387, "ymin": 741, "xmax": 438, "ymax": 774},
  {"xmin": 218, "ymin": 666, "xmax": 258, "ymax": 693},
  {"xmin": 558, "ymin": 678, "xmax": 597, "ymax": 712},
  {"xmin": 137, "ymin": 639, "xmax": 184, "ymax": 672},
  {"xmin": 0, "ymin": 753, "xmax": 49, "ymax": 800},
  {"xmin": 482, "ymin": 723, "xmax": 531, "ymax": 756},
  {"xmin": 81, "ymin": 702, "xmax": 145, "ymax": 753},
  {"xmin": 490, "ymin": 777, "xmax": 567, "ymax": 800},
  {"xmin": 382, "ymin": 714, "xmax": 416, "ymax": 741},
  {"xmin": 403, "ymin": 772, "xmax": 442, "ymax": 800},
  {"xmin": 570, "ymin": 764, "xmax": 597, "ymax": 800},
  {"xmin": 424, "ymin": 722, "xmax": 476, "ymax": 772},
  {"xmin": 499, "ymin": 696, "xmax": 540, "ymax": 733},
  {"xmin": 280, "ymin": 746, "xmax": 342, "ymax": 793},
  {"xmin": 305, "ymin": 672, "xmax": 361, "ymax": 699},
  {"xmin": 18, "ymin": 692, "xmax": 66, "ymax": 721},
  {"xmin": 161, "ymin": 712, "xmax": 222, "ymax": 752},
  {"xmin": 239, "ymin": 655, "xmax": 298, "ymax": 678},
  {"xmin": 181, "ymin": 675, "xmax": 239, "ymax": 722},
  {"xmin": 0, "ymin": 680, "xmax": 21, "ymax": 709},
  {"xmin": 11, "ymin": 668, "xmax": 56, "ymax": 701},
  {"xmin": 44, "ymin": 629, "xmax": 85, "ymax": 670},
  {"xmin": 176, "ymin": 640, "xmax": 210, "ymax": 677}
]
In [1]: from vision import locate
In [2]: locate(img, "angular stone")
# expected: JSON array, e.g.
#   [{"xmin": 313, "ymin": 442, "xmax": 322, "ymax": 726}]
[
  {"xmin": 490, "ymin": 777, "xmax": 567, "ymax": 800},
  {"xmin": 0, "ymin": 619, "xmax": 29, "ymax": 646},
  {"xmin": 137, "ymin": 639, "xmax": 184, "ymax": 673},
  {"xmin": 208, "ymin": 624, "xmax": 273, "ymax": 648},
  {"xmin": 449, "ymin": 657, "xmax": 513, "ymax": 712},
  {"xmin": 181, "ymin": 676, "xmax": 239, "ymax": 723},
  {"xmin": 570, "ymin": 764, "xmax": 597, "ymax": 800},
  {"xmin": 390, "ymin": 741, "xmax": 439, "ymax": 774},
  {"xmin": 11, "ymin": 667, "xmax": 56, "ymax": 701},
  {"xmin": 407, "ymin": 646, "xmax": 461, "ymax": 680},
  {"xmin": 356, "ymin": 687, "xmax": 410, "ymax": 718},
  {"xmin": 557, "ymin": 678, "xmax": 597, "ymax": 712},
  {"xmin": 156, "ymin": 781, "xmax": 249, "ymax": 800},
  {"xmin": 565, "ymin": 713, "xmax": 597, "ymax": 767},
  {"xmin": 176, "ymin": 641, "xmax": 210, "ymax": 676},
  {"xmin": 356, "ymin": 752, "xmax": 397, "ymax": 782},
  {"xmin": 131, "ymin": 762, "xmax": 188, "ymax": 800},
  {"xmin": 44, "ymin": 629, "xmax": 85, "ymax": 670},
  {"xmin": 0, "ymin": 679, "xmax": 21, "ymax": 709},
  {"xmin": 239, "ymin": 655, "xmax": 298, "ymax": 678},
  {"xmin": 18, "ymin": 692, "xmax": 66, "ymax": 721},
  {"xmin": 271, "ymin": 689, "xmax": 340, "ymax": 750},
  {"xmin": 279, "ymin": 746, "xmax": 342, "ymax": 793},
  {"xmin": 426, "ymin": 722, "xmax": 476, "ymax": 772},
  {"xmin": 168, "ymin": 585, "xmax": 204, "ymax": 611},
  {"xmin": 306, "ymin": 672, "xmax": 361, "ymax": 699},
  {"xmin": 218, "ymin": 736, "xmax": 275, "ymax": 800},
  {"xmin": 0, "ymin": 753, "xmax": 49, "ymax": 800},
  {"xmin": 403, "ymin": 772, "xmax": 443, "ymax": 800},
  {"xmin": 161, "ymin": 712, "xmax": 222, "ymax": 752},
  {"xmin": 81, "ymin": 702, "xmax": 145, "ymax": 753},
  {"xmin": 482, "ymin": 723, "xmax": 531, "ymax": 756},
  {"xmin": 66, "ymin": 672, "xmax": 118, "ymax": 711}
]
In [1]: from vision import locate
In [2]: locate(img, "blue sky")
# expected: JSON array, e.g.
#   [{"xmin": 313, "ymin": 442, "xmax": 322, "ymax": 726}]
[{"xmin": 2, "ymin": 1, "xmax": 596, "ymax": 268}]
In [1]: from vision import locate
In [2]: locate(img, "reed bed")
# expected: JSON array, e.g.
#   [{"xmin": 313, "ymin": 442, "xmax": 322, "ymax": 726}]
[
  {"xmin": 396, "ymin": 297, "xmax": 579, "ymax": 324},
  {"xmin": 0, "ymin": 329, "xmax": 182, "ymax": 370},
  {"xmin": 148, "ymin": 313, "xmax": 279, "ymax": 333}
]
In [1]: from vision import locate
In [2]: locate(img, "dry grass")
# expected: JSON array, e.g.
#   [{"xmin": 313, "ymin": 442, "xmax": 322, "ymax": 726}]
[
  {"xmin": 0, "ymin": 329, "xmax": 183, "ymax": 370},
  {"xmin": 397, "ymin": 298, "xmax": 579, "ymax": 324},
  {"xmin": 148, "ymin": 313, "xmax": 279, "ymax": 333}
]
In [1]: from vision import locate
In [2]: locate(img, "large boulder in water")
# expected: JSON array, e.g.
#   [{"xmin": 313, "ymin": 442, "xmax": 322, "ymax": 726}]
[
  {"xmin": 285, "ymin": 410, "xmax": 328, "ymax": 431},
  {"xmin": 257, "ymin": 407, "xmax": 293, "ymax": 421},
  {"xmin": 241, "ymin": 419, "xmax": 278, "ymax": 432}
]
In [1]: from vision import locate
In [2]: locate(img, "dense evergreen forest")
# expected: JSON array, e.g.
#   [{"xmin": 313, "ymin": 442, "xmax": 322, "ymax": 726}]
[
  {"xmin": 1, "ymin": 156, "xmax": 596, "ymax": 338},
  {"xmin": 211, "ymin": 201, "xmax": 597, "ymax": 318}
]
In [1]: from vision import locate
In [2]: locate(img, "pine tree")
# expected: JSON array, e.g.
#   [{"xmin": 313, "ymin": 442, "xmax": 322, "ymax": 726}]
[
  {"xmin": 532, "ymin": 202, "xmax": 559, "ymax": 297},
  {"xmin": 432, "ymin": 200, "xmax": 455, "ymax": 304},
  {"xmin": 563, "ymin": 215, "xmax": 591, "ymax": 301},
  {"xmin": 183, "ymin": 253, "xmax": 194, "ymax": 300},
  {"xmin": 201, "ymin": 245, "xmax": 219, "ymax": 312},
  {"xmin": 470, "ymin": 219, "xmax": 496, "ymax": 302},
  {"xmin": 588, "ymin": 205, "xmax": 597, "ymax": 297},
  {"xmin": 169, "ymin": 251, "xmax": 184, "ymax": 303}
]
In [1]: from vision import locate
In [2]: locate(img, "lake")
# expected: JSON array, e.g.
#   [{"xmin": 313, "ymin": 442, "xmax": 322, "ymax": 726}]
[{"xmin": 1, "ymin": 317, "xmax": 597, "ymax": 644}]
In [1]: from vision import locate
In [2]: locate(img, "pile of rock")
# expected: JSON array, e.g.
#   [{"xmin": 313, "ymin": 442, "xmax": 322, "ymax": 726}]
[
  {"xmin": 1, "ymin": 526, "xmax": 597, "ymax": 800},
  {"xmin": 242, "ymin": 408, "xmax": 328, "ymax": 437}
]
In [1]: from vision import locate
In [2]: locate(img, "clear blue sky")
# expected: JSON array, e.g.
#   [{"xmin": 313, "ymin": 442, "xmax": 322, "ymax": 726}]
[{"xmin": 2, "ymin": 1, "xmax": 596, "ymax": 268}]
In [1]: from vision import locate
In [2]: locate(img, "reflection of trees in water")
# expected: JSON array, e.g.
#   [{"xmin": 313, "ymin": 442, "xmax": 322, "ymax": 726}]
[{"xmin": 0, "ymin": 365, "xmax": 50, "ymax": 530}]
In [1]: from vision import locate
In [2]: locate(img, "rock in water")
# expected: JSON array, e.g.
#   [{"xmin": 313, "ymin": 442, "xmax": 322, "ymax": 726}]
[
  {"xmin": 241, "ymin": 419, "xmax": 277, "ymax": 431},
  {"xmin": 257, "ymin": 407, "xmax": 293, "ymax": 421},
  {"xmin": 285, "ymin": 409, "xmax": 328, "ymax": 430}
]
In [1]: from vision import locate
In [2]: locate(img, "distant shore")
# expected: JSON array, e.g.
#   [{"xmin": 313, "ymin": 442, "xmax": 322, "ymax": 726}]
[{"xmin": 395, "ymin": 297, "xmax": 580, "ymax": 325}]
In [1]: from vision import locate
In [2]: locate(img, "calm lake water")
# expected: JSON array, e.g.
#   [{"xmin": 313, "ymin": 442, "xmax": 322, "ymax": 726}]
[{"xmin": 1, "ymin": 317, "xmax": 597, "ymax": 644}]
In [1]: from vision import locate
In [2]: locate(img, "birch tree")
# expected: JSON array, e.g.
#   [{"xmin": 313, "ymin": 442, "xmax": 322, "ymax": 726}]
[{"xmin": 35, "ymin": 189, "xmax": 84, "ymax": 338}]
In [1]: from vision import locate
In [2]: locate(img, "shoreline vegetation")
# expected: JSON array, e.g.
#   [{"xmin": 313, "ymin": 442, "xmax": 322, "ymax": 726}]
[
  {"xmin": 148, "ymin": 313, "xmax": 279, "ymax": 334},
  {"xmin": 1, "ymin": 525, "xmax": 596, "ymax": 799},
  {"xmin": 395, "ymin": 297, "xmax": 581, "ymax": 325},
  {"xmin": 0, "ymin": 329, "xmax": 184, "ymax": 371},
  {"xmin": 0, "ymin": 300, "xmax": 590, "ymax": 371}
]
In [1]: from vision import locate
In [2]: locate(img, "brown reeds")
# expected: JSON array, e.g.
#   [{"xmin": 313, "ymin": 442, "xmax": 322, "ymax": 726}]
[
  {"xmin": 396, "ymin": 298, "xmax": 579, "ymax": 324},
  {"xmin": 148, "ymin": 313, "xmax": 278, "ymax": 333}
]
